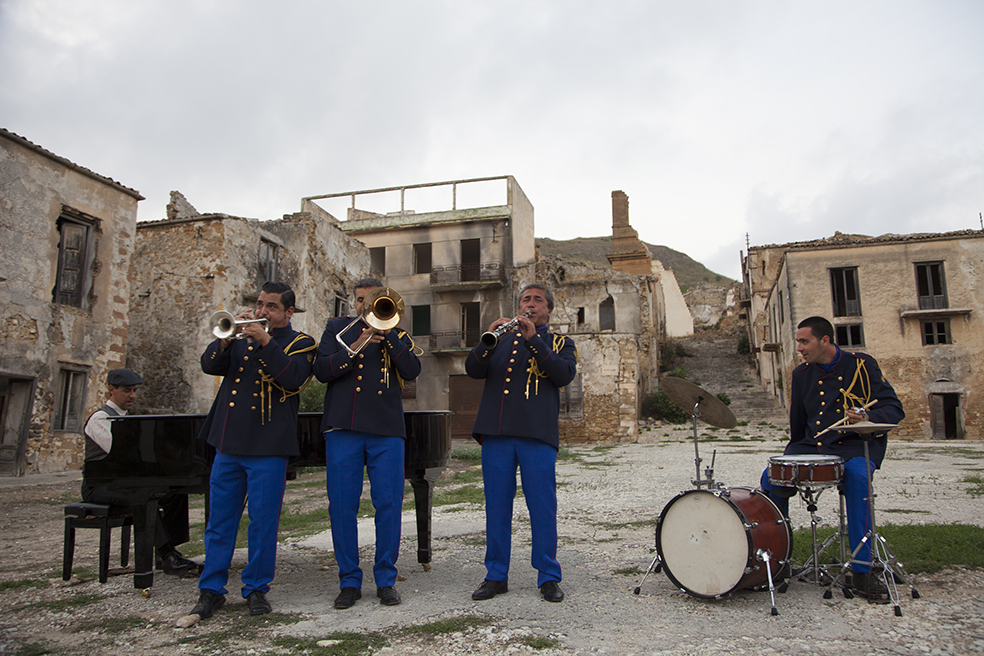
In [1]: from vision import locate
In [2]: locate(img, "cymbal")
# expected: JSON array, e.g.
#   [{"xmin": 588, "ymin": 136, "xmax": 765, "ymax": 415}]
[
  {"xmin": 830, "ymin": 421, "xmax": 899, "ymax": 434},
  {"xmin": 660, "ymin": 376, "xmax": 737, "ymax": 429}
]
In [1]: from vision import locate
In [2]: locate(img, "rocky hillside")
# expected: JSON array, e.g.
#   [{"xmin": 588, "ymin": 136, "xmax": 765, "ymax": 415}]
[{"xmin": 537, "ymin": 236, "xmax": 734, "ymax": 290}]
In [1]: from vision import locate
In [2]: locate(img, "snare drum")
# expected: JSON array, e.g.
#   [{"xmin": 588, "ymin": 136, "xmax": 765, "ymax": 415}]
[
  {"xmin": 768, "ymin": 454, "xmax": 844, "ymax": 489},
  {"xmin": 655, "ymin": 487, "xmax": 792, "ymax": 598}
]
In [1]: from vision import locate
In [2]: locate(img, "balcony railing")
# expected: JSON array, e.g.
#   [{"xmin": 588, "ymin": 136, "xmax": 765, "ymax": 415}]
[{"xmin": 431, "ymin": 262, "xmax": 505, "ymax": 287}]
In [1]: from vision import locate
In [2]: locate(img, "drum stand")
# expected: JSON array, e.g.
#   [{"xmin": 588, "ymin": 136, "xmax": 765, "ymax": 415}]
[
  {"xmin": 781, "ymin": 486, "xmax": 846, "ymax": 589},
  {"xmin": 823, "ymin": 433, "xmax": 920, "ymax": 616}
]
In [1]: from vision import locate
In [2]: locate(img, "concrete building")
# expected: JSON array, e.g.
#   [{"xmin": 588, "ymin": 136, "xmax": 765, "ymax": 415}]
[
  {"xmin": 127, "ymin": 192, "xmax": 370, "ymax": 414},
  {"xmin": 742, "ymin": 230, "xmax": 984, "ymax": 440},
  {"xmin": 0, "ymin": 128, "xmax": 143, "ymax": 475}
]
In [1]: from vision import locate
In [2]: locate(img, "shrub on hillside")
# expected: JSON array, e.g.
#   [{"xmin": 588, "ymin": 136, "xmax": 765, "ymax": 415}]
[{"xmin": 642, "ymin": 388, "xmax": 690, "ymax": 424}]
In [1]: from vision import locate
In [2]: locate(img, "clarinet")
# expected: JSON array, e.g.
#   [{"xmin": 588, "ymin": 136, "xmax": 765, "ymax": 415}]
[{"xmin": 479, "ymin": 311, "xmax": 534, "ymax": 348}]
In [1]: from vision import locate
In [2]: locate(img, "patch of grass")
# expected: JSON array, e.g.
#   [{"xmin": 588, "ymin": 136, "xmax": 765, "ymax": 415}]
[
  {"xmin": 613, "ymin": 565, "xmax": 642, "ymax": 576},
  {"xmin": 274, "ymin": 631, "xmax": 388, "ymax": 656},
  {"xmin": 790, "ymin": 523, "xmax": 984, "ymax": 574},
  {"xmin": 439, "ymin": 469, "xmax": 483, "ymax": 486},
  {"xmin": 12, "ymin": 642, "xmax": 56, "ymax": 656},
  {"xmin": 79, "ymin": 615, "xmax": 147, "ymax": 634},
  {"xmin": 963, "ymin": 474, "xmax": 984, "ymax": 497},
  {"xmin": 460, "ymin": 534, "xmax": 487, "ymax": 547},
  {"xmin": 0, "ymin": 578, "xmax": 46, "ymax": 592},
  {"xmin": 519, "ymin": 635, "xmax": 561, "ymax": 650},
  {"xmin": 31, "ymin": 593, "xmax": 106, "ymax": 613},
  {"xmin": 434, "ymin": 485, "xmax": 484, "ymax": 507},
  {"xmin": 279, "ymin": 506, "xmax": 332, "ymax": 537},
  {"xmin": 451, "ymin": 444, "xmax": 482, "ymax": 465},
  {"xmin": 400, "ymin": 614, "xmax": 494, "ymax": 636}
]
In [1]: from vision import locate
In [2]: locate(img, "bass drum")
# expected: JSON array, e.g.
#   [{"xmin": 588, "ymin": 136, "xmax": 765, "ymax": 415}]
[{"xmin": 656, "ymin": 487, "xmax": 792, "ymax": 598}]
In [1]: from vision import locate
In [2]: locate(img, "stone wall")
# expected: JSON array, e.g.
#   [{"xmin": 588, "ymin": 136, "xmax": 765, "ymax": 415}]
[{"xmin": 0, "ymin": 130, "xmax": 141, "ymax": 474}]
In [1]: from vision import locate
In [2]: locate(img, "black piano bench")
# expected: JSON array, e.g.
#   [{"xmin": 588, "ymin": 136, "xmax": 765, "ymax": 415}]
[{"xmin": 62, "ymin": 503, "xmax": 133, "ymax": 583}]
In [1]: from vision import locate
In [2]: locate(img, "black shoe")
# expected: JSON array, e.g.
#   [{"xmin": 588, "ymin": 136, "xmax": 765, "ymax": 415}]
[
  {"xmin": 333, "ymin": 587, "xmax": 362, "ymax": 610},
  {"xmin": 161, "ymin": 551, "xmax": 200, "ymax": 577},
  {"xmin": 852, "ymin": 571, "xmax": 889, "ymax": 603},
  {"xmin": 472, "ymin": 579, "xmax": 508, "ymax": 600},
  {"xmin": 190, "ymin": 590, "xmax": 225, "ymax": 619},
  {"xmin": 376, "ymin": 586, "xmax": 401, "ymax": 606},
  {"xmin": 247, "ymin": 590, "xmax": 272, "ymax": 615},
  {"xmin": 540, "ymin": 580, "xmax": 565, "ymax": 602}
]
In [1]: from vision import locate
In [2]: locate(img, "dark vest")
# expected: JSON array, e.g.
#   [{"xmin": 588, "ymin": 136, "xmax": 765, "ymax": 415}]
[{"xmin": 83, "ymin": 404, "xmax": 120, "ymax": 462}]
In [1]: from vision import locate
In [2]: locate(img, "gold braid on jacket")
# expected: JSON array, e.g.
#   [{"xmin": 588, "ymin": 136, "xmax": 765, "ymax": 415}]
[
  {"xmin": 525, "ymin": 334, "xmax": 578, "ymax": 399},
  {"xmin": 839, "ymin": 357, "xmax": 872, "ymax": 416},
  {"xmin": 258, "ymin": 335, "xmax": 317, "ymax": 425}
]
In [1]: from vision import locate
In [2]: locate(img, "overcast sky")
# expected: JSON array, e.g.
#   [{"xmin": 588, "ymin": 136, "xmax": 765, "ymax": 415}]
[{"xmin": 2, "ymin": 1, "xmax": 981, "ymax": 280}]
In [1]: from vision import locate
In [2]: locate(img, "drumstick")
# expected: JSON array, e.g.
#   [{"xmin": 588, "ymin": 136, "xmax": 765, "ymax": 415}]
[{"xmin": 813, "ymin": 399, "xmax": 877, "ymax": 439}]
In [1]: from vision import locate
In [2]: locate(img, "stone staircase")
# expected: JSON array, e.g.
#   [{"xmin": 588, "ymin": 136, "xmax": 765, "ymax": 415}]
[{"xmin": 668, "ymin": 330, "xmax": 788, "ymax": 428}]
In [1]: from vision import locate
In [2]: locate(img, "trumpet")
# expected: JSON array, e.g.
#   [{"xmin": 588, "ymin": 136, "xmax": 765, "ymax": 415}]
[
  {"xmin": 209, "ymin": 310, "xmax": 269, "ymax": 340},
  {"xmin": 480, "ymin": 311, "xmax": 533, "ymax": 348},
  {"xmin": 335, "ymin": 287, "xmax": 405, "ymax": 356}
]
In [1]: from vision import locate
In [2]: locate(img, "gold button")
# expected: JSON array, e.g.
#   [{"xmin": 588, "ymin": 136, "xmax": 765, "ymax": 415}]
[
  {"xmin": 380, "ymin": 379, "xmax": 385, "ymax": 384},
  {"xmin": 229, "ymin": 402, "xmax": 235, "ymax": 407},
  {"xmin": 356, "ymin": 387, "xmax": 361, "ymax": 392},
  {"xmin": 816, "ymin": 420, "xmax": 821, "ymax": 425},
  {"xmin": 505, "ymin": 378, "xmax": 511, "ymax": 383},
  {"xmin": 818, "ymin": 442, "xmax": 823, "ymax": 447},
  {"xmin": 358, "ymin": 364, "xmax": 364, "ymax": 369},
  {"xmin": 357, "ymin": 376, "xmax": 363, "ymax": 380},
  {"xmin": 239, "ymin": 367, "xmax": 244, "ymax": 372},
  {"xmin": 244, "ymin": 356, "xmax": 249, "ymax": 361},
  {"xmin": 838, "ymin": 376, "xmax": 843, "ymax": 381},
  {"xmin": 504, "ymin": 390, "xmax": 510, "ymax": 394},
  {"xmin": 232, "ymin": 390, "xmax": 237, "ymax": 395},
  {"xmin": 378, "ymin": 391, "xmax": 383, "ymax": 395},
  {"xmin": 507, "ymin": 368, "xmax": 512, "ymax": 373},
  {"xmin": 359, "ymin": 354, "xmax": 365, "ymax": 359},
  {"xmin": 509, "ymin": 359, "xmax": 515, "ymax": 363},
  {"xmin": 251, "ymin": 406, "xmax": 256, "ymax": 410},
  {"xmin": 819, "ymin": 391, "xmax": 824, "ymax": 396},
  {"xmin": 235, "ymin": 378, "xmax": 240, "ymax": 383},
  {"xmin": 248, "ymin": 346, "xmax": 254, "ymax": 351},
  {"xmin": 253, "ymin": 393, "xmax": 258, "ymax": 397}
]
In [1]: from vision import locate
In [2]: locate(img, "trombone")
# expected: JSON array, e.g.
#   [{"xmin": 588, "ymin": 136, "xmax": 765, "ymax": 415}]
[
  {"xmin": 335, "ymin": 287, "xmax": 405, "ymax": 357},
  {"xmin": 209, "ymin": 310, "xmax": 269, "ymax": 340}
]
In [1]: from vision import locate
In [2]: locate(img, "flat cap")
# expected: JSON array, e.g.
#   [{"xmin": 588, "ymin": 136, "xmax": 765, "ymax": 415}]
[{"xmin": 107, "ymin": 368, "xmax": 143, "ymax": 387}]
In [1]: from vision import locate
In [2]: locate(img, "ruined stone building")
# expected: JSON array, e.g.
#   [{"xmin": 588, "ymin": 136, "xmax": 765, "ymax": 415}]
[
  {"xmin": 126, "ymin": 192, "xmax": 370, "ymax": 414},
  {"xmin": 741, "ymin": 229, "xmax": 984, "ymax": 440},
  {"xmin": 303, "ymin": 181, "xmax": 681, "ymax": 443},
  {"xmin": 0, "ymin": 128, "xmax": 143, "ymax": 475}
]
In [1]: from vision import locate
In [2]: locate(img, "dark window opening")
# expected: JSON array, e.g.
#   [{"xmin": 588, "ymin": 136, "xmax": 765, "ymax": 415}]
[
  {"xmin": 922, "ymin": 319, "xmax": 951, "ymax": 345},
  {"xmin": 576, "ymin": 307, "xmax": 585, "ymax": 328},
  {"xmin": 560, "ymin": 373, "xmax": 583, "ymax": 418},
  {"xmin": 830, "ymin": 267, "xmax": 861, "ymax": 317},
  {"xmin": 53, "ymin": 369, "xmax": 87, "ymax": 431},
  {"xmin": 599, "ymin": 296, "xmax": 616, "ymax": 331},
  {"xmin": 930, "ymin": 392, "xmax": 961, "ymax": 439},
  {"xmin": 54, "ymin": 212, "xmax": 96, "ymax": 308},
  {"xmin": 915, "ymin": 262, "xmax": 948, "ymax": 310},
  {"xmin": 461, "ymin": 239, "xmax": 481, "ymax": 282},
  {"xmin": 411, "ymin": 304, "xmax": 431, "ymax": 336},
  {"xmin": 461, "ymin": 302, "xmax": 481, "ymax": 347},
  {"xmin": 413, "ymin": 243, "xmax": 432, "ymax": 275},
  {"xmin": 370, "ymin": 247, "xmax": 386, "ymax": 275},
  {"xmin": 258, "ymin": 239, "xmax": 278, "ymax": 288},
  {"xmin": 334, "ymin": 292, "xmax": 349, "ymax": 318},
  {"xmin": 835, "ymin": 324, "xmax": 864, "ymax": 348}
]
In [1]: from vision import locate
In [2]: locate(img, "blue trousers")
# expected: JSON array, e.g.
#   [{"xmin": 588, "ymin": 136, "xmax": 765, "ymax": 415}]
[
  {"xmin": 199, "ymin": 452, "xmax": 288, "ymax": 597},
  {"xmin": 482, "ymin": 435, "xmax": 561, "ymax": 587},
  {"xmin": 761, "ymin": 456, "xmax": 876, "ymax": 573},
  {"xmin": 325, "ymin": 430, "xmax": 405, "ymax": 589}
]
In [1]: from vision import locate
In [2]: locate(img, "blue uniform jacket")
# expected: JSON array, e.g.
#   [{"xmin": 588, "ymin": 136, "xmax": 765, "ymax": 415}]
[
  {"xmin": 466, "ymin": 326, "xmax": 578, "ymax": 449},
  {"xmin": 198, "ymin": 324, "xmax": 316, "ymax": 457},
  {"xmin": 786, "ymin": 347, "xmax": 904, "ymax": 468},
  {"xmin": 313, "ymin": 316, "xmax": 421, "ymax": 438}
]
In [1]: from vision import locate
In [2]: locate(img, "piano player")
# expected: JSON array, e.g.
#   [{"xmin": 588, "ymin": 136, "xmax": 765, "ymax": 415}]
[{"xmin": 81, "ymin": 367, "xmax": 199, "ymax": 577}]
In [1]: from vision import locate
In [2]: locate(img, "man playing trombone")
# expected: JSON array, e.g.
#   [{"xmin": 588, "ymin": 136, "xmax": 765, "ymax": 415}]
[{"xmin": 313, "ymin": 277, "xmax": 421, "ymax": 609}]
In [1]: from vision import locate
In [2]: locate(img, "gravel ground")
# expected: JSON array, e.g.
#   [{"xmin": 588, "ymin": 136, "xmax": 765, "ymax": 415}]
[{"xmin": 2, "ymin": 428, "xmax": 983, "ymax": 655}]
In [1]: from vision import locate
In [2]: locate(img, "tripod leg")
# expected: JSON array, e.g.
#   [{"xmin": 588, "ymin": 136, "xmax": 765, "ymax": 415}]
[{"xmin": 634, "ymin": 551, "xmax": 662, "ymax": 595}]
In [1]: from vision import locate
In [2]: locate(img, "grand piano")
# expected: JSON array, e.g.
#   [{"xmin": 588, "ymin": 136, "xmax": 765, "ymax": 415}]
[{"xmin": 83, "ymin": 411, "xmax": 451, "ymax": 590}]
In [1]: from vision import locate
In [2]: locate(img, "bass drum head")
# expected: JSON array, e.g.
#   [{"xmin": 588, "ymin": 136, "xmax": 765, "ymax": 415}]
[{"xmin": 656, "ymin": 489, "xmax": 749, "ymax": 598}]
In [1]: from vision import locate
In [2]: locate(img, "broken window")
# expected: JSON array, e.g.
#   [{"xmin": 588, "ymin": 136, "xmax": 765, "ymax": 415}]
[
  {"xmin": 599, "ymin": 296, "xmax": 616, "ymax": 331},
  {"xmin": 915, "ymin": 262, "xmax": 948, "ymax": 310},
  {"xmin": 334, "ymin": 291, "xmax": 349, "ymax": 318},
  {"xmin": 830, "ymin": 267, "xmax": 861, "ymax": 317},
  {"xmin": 257, "ymin": 238, "xmax": 278, "ymax": 288},
  {"xmin": 413, "ymin": 243, "xmax": 432, "ymax": 275},
  {"xmin": 370, "ymin": 247, "xmax": 386, "ymax": 275},
  {"xmin": 52, "ymin": 368, "xmax": 87, "ymax": 431},
  {"xmin": 922, "ymin": 319, "xmax": 951, "ymax": 345},
  {"xmin": 576, "ymin": 307, "xmax": 585, "ymax": 329},
  {"xmin": 835, "ymin": 324, "xmax": 864, "ymax": 348},
  {"xmin": 54, "ymin": 210, "xmax": 96, "ymax": 309},
  {"xmin": 411, "ymin": 304, "xmax": 431, "ymax": 336}
]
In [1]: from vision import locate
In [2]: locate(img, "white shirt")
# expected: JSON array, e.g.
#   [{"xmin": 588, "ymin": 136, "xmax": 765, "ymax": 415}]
[{"xmin": 83, "ymin": 399, "xmax": 128, "ymax": 455}]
